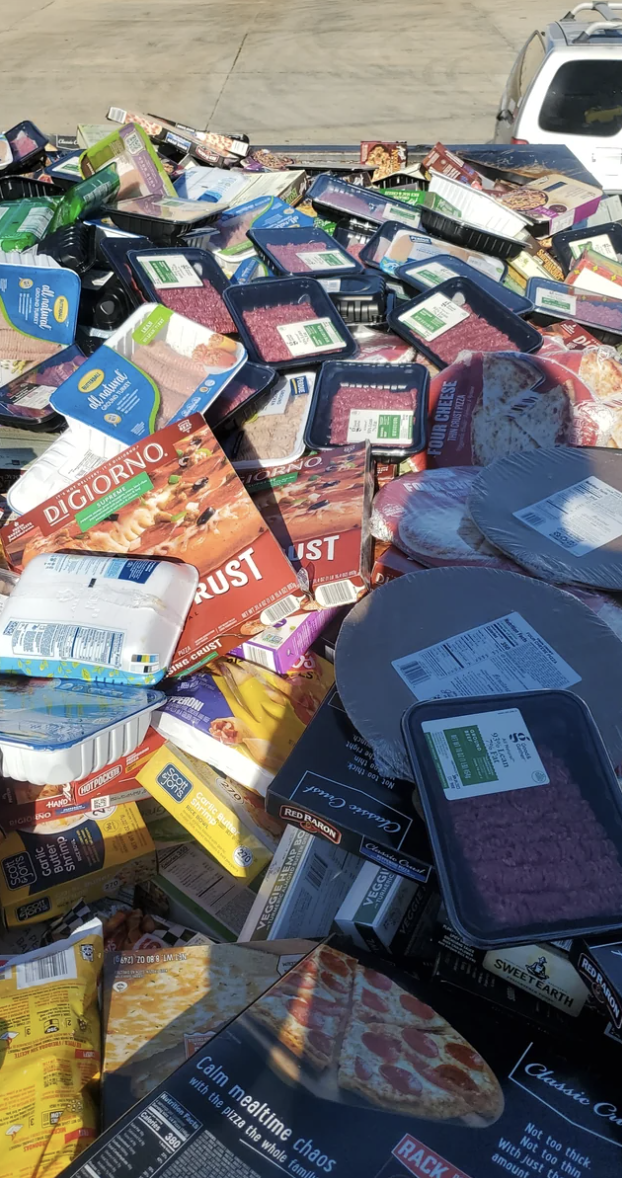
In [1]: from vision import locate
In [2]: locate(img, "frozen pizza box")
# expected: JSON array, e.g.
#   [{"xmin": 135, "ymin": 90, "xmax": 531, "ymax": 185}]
[
  {"xmin": 243, "ymin": 445, "xmax": 373, "ymax": 609},
  {"xmin": 238, "ymin": 825, "xmax": 360, "ymax": 941},
  {"xmin": 571, "ymin": 936, "xmax": 622, "ymax": 1032},
  {"xmin": 61, "ymin": 938, "xmax": 622, "ymax": 1178},
  {"xmin": 0, "ymin": 727, "xmax": 164, "ymax": 828},
  {"xmin": 154, "ymin": 652, "xmax": 333, "ymax": 796},
  {"xmin": 0, "ymin": 801, "xmax": 156, "ymax": 927},
  {"xmin": 425, "ymin": 346, "xmax": 622, "ymax": 468},
  {"xmin": 334, "ymin": 567, "xmax": 622, "ymax": 782},
  {"xmin": 102, "ymin": 938, "xmax": 315, "ymax": 1126},
  {"xmin": 266, "ymin": 684, "xmax": 433, "ymax": 881},
  {"xmin": 0, "ymin": 414, "xmax": 302, "ymax": 674}
]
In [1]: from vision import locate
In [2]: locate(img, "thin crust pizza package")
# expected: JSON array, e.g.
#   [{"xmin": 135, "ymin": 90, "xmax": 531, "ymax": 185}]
[{"xmin": 0, "ymin": 414, "xmax": 303, "ymax": 674}]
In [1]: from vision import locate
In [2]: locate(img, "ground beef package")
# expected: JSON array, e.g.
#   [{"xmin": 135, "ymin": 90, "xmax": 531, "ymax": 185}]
[
  {"xmin": 61, "ymin": 938, "xmax": 622, "ymax": 1178},
  {"xmin": 468, "ymin": 445, "xmax": 622, "ymax": 591},
  {"xmin": 334, "ymin": 567, "xmax": 622, "ymax": 782},
  {"xmin": 403, "ymin": 689, "xmax": 622, "ymax": 946}
]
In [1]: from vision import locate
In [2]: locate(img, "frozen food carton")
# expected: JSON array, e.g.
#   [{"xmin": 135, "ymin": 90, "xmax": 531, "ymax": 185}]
[
  {"xmin": 335, "ymin": 862, "xmax": 439, "ymax": 956},
  {"xmin": 238, "ymin": 825, "xmax": 360, "ymax": 941},
  {"xmin": 0, "ymin": 727, "xmax": 163, "ymax": 827},
  {"xmin": 154, "ymin": 652, "xmax": 333, "ymax": 795},
  {"xmin": 80, "ymin": 121, "xmax": 176, "ymax": 199},
  {"xmin": 229, "ymin": 607, "xmax": 339, "ymax": 673},
  {"xmin": 243, "ymin": 444, "xmax": 373, "ymax": 609},
  {"xmin": 1, "ymin": 414, "xmax": 303, "ymax": 673},
  {"xmin": 60, "ymin": 939, "xmax": 622, "ymax": 1178},
  {"xmin": 137, "ymin": 742, "xmax": 274, "ymax": 882},
  {"xmin": 0, "ymin": 801, "xmax": 156, "ymax": 926},
  {"xmin": 155, "ymin": 842, "xmax": 267, "ymax": 942},
  {"xmin": 266, "ymin": 684, "xmax": 433, "ymax": 881},
  {"xmin": 571, "ymin": 936, "xmax": 622, "ymax": 1031},
  {"xmin": 102, "ymin": 939, "xmax": 314, "ymax": 1125}
]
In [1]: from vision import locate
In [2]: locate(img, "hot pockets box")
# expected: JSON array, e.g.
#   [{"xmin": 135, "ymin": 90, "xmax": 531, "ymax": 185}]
[
  {"xmin": 0, "ymin": 728, "xmax": 164, "ymax": 827},
  {"xmin": 0, "ymin": 801, "xmax": 156, "ymax": 927},
  {"xmin": 243, "ymin": 445, "xmax": 374, "ymax": 609},
  {"xmin": 50, "ymin": 302, "xmax": 247, "ymax": 446},
  {"xmin": 0, "ymin": 415, "xmax": 303, "ymax": 674}
]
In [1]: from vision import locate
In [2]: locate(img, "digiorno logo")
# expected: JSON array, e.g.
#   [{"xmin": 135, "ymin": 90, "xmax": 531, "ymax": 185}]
[
  {"xmin": 279, "ymin": 804, "xmax": 341, "ymax": 845},
  {"xmin": 39, "ymin": 439, "xmax": 168, "ymax": 531}
]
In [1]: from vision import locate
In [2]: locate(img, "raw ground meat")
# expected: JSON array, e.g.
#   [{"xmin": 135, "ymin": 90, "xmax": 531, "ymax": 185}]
[
  {"xmin": 225, "ymin": 384, "xmax": 308, "ymax": 464},
  {"xmin": 268, "ymin": 240, "xmax": 328, "ymax": 272},
  {"xmin": 153, "ymin": 282, "xmax": 235, "ymax": 334},
  {"xmin": 208, "ymin": 379, "xmax": 256, "ymax": 428},
  {"xmin": 242, "ymin": 302, "xmax": 332, "ymax": 362},
  {"xmin": 11, "ymin": 129, "xmax": 38, "ymax": 157},
  {"xmin": 574, "ymin": 297, "xmax": 622, "ymax": 332},
  {"xmin": 412, "ymin": 302, "xmax": 515, "ymax": 363},
  {"xmin": 449, "ymin": 756, "xmax": 622, "ymax": 929},
  {"xmin": 329, "ymin": 384, "xmax": 417, "ymax": 444}
]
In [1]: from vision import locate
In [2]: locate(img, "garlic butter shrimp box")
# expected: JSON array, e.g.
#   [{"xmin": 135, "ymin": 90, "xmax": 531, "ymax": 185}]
[
  {"xmin": 1, "ymin": 414, "xmax": 303, "ymax": 673},
  {"xmin": 0, "ymin": 801, "xmax": 156, "ymax": 927},
  {"xmin": 50, "ymin": 302, "xmax": 247, "ymax": 447},
  {"xmin": 0, "ymin": 728, "xmax": 164, "ymax": 827},
  {"xmin": 243, "ymin": 445, "xmax": 373, "ymax": 609},
  {"xmin": 137, "ymin": 742, "xmax": 274, "ymax": 882}
]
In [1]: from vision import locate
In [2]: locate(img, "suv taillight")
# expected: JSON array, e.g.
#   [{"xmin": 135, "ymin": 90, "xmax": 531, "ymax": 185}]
[{"xmin": 511, "ymin": 137, "xmax": 529, "ymax": 145}]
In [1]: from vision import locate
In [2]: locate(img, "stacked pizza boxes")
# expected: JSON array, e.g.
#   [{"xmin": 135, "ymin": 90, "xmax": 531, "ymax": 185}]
[{"xmin": 3, "ymin": 117, "xmax": 622, "ymax": 1178}]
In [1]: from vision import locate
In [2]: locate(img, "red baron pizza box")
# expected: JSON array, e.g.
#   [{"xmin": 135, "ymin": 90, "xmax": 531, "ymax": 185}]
[
  {"xmin": 241, "ymin": 444, "xmax": 374, "ymax": 610},
  {"xmin": 426, "ymin": 346, "xmax": 622, "ymax": 468},
  {"xmin": 0, "ymin": 728, "xmax": 164, "ymax": 828},
  {"xmin": 60, "ymin": 937, "xmax": 622, "ymax": 1178},
  {"xmin": 0, "ymin": 414, "xmax": 302, "ymax": 674}
]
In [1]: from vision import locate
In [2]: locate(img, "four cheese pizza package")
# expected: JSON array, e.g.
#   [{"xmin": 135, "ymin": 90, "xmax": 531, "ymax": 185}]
[
  {"xmin": 60, "ymin": 939, "xmax": 622, "ymax": 1178},
  {"xmin": 3, "ymin": 126, "xmax": 622, "ymax": 1170}
]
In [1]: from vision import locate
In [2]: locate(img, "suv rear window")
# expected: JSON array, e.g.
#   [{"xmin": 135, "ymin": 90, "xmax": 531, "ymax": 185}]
[{"xmin": 539, "ymin": 61, "xmax": 622, "ymax": 137}]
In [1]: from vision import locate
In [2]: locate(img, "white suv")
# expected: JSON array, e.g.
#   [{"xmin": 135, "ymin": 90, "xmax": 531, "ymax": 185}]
[{"xmin": 494, "ymin": 3, "xmax": 622, "ymax": 191}]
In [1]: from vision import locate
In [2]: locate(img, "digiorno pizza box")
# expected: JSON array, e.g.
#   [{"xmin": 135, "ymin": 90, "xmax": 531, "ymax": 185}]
[
  {"xmin": 62, "ymin": 937, "xmax": 622, "ymax": 1178},
  {"xmin": 0, "ymin": 728, "xmax": 163, "ymax": 829},
  {"xmin": 266, "ymin": 684, "xmax": 433, "ymax": 882},
  {"xmin": 0, "ymin": 414, "xmax": 302, "ymax": 675},
  {"xmin": 241, "ymin": 444, "xmax": 373, "ymax": 610}
]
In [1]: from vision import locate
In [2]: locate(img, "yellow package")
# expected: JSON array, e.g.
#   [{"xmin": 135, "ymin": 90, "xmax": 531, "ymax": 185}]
[
  {"xmin": 137, "ymin": 743, "xmax": 273, "ymax": 882},
  {"xmin": 0, "ymin": 927, "xmax": 103, "ymax": 1178},
  {"xmin": 0, "ymin": 803, "xmax": 156, "ymax": 927}
]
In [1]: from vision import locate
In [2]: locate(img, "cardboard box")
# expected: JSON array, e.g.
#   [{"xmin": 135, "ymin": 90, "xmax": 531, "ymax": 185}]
[
  {"xmin": 515, "ymin": 172, "xmax": 602, "ymax": 234},
  {"xmin": 571, "ymin": 936, "xmax": 622, "ymax": 1031},
  {"xmin": 0, "ymin": 802, "xmax": 156, "ymax": 926},
  {"xmin": 371, "ymin": 542, "xmax": 425, "ymax": 586},
  {"xmin": 62, "ymin": 938, "xmax": 622, "ymax": 1178},
  {"xmin": 137, "ymin": 743, "xmax": 275, "ymax": 882},
  {"xmin": 239, "ymin": 825, "xmax": 360, "ymax": 941},
  {"xmin": 1, "ymin": 415, "xmax": 302, "ymax": 674},
  {"xmin": 229, "ymin": 607, "xmax": 339, "ymax": 673},
  {"xmin": 335, "ymin": 863, "xmax": 439, "ymax": 956},
  {"xmin": 102, "ymin": 939, "xmax": 314, "ymax": 1126},
  {"xmin": 156, "ymin": 842, "xmax": 266, "ymax": 942},
  {"xmin": 266, "ymin": 685, "xmax": 433, "ymax": 881},
  {"xmin": 244, "ymin": 445, "xmax": 373, "ymax": 609},
  {"xmin": 0, "ymin": 729, "xmax": 163, "ymax": 828}
]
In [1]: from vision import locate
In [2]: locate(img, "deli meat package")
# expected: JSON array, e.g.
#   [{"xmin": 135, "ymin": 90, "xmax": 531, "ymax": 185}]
[
  {"xmin": 61, "ymin": 939, "xmax": 622, "ymax": 1178},
  {"xmin": 426, "ymin": 344, "xmax": 622, "ymax": 468},
  {"xmin": 0, "ymin": 414, "xmax": 302, "ymax": 673}
]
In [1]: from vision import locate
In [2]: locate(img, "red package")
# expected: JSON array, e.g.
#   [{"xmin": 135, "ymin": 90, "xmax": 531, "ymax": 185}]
[{"xmin": 0, "ymin": 415, "xmax": 301, "ymax": 674}]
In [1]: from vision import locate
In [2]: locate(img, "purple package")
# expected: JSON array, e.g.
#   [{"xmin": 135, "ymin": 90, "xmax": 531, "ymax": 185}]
[{"xmin": 230, "ymin": 607, "xmax": 339, "ymax": 672}]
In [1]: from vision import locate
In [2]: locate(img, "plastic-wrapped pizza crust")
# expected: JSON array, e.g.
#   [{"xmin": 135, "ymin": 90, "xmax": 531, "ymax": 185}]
[{"xmin": 371, "ymin": 467, "xmax": 517, "ymax": 568}]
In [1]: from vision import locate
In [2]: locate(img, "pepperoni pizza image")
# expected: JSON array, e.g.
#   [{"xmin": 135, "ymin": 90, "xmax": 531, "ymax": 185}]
[{"xmin": 248, "ymin": 947, "xmax": 504, "ymax": 1124}]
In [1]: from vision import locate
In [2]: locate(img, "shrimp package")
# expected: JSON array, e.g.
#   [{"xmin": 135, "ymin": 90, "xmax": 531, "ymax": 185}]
[
  {"xmin": 1, "ymin": 415, "xmax": 304, "ymax": 674},
  {"xmin": 153, "ymin": 652, "xmax": 334, "ymax": 795},
  {"xmin": 0, "ymin": 260, "xmax": 81, "ymax": 390},
  {"xmin": 50, "ymin": 302, "xmax": 247, "ymax": 445}
]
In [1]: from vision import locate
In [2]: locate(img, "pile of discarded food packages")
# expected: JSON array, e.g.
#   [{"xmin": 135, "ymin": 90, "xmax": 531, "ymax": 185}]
[{"xmin": 3, "ymin": 110, "xmax": 622, "ymax": 1178}]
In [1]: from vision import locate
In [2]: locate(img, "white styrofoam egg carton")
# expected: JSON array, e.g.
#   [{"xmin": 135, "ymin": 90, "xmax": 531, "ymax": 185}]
[{"xmin": 0, "ymin": 678, "xmax": 165, "ymax": 784}]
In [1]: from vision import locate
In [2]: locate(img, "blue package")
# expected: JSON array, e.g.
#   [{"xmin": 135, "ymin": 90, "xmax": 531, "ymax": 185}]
[
  {"xmin": 0, "ymin": 262, "xmax": 80, "ymax": 346},
  {"xmin": 230, "ymin": 254, "xmax": 273, "ymax": 284},
  {"xmin": 186, "ymin": 196, "xmax": 314, "ymax": 264},
  {"xmin": 50, "ymin": 302, "xmax": 246, "ymax": 444}
]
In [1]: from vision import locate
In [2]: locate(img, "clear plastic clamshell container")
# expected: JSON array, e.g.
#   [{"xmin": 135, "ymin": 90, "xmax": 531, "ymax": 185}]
[
  {"xmin": 0, "ymin": 676, "xmax": 165, "ymax": 785},
  {"xmin": 0, "ymin": 553, "xmax": 198, "ymax": 685}
]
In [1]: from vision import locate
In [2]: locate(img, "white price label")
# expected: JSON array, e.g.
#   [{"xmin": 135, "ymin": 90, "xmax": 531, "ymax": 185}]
[
  {"xmin": 422, "ymin": 708, "xmax": 549, "ymax": 799},
  {"xmin": 398, "ymin": 292, "xmax": 469, "ymax": 341},
  {"xmin": 513, "ymin": 475, "xmax": 622, "ymax": 557}
]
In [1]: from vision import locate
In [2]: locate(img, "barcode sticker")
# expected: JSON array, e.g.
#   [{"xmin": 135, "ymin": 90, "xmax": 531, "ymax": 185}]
[
  {"xmin": 139, "ymin": 254, "xmax": 203, "ymax": 290},
  {"xmin": 392, "ymin": 611, "xmax": 581, "ymax": 700},
  {"xmin": 296, "ymin": 249, "xmax": 355, "ymax": 271},
  {"xmin": 315, "ymin": 580, "xmax": 360, "ymax": 607},
  {"xmin": 13, "ymin": 383, "xmax": 56, "ymax": 409},
  {"xmin": 398, "ymin": 292, "xmax": 469, "ymax": 342},
  {"xmin": 422, "ymin": 708, "xmax": 549, "ymax": 800},
  {"xmin": 277, "ymin": 318, "xmax": 344, "ymax": 358},
  {"xmin": 307, "ymin": 853, "xmax": 329, "ymax": 890},
  {"xmin": 347, "ymin": 408, "xmax": 413, "ymax": 444},
  {"xmin": 513, "ymin": 476, "xmax": 622, "ymax": 557},
  {"xmin": 107, "ymin": 107, "xmax": 127, "ymax": 124},
  {"xmin": 240, "ymin": 643, "xmax": 276, "ymax": 671},
  {"xmin": 260, "ymin": 594, "xmax": 300, "ymax": 625},
  {"xmin": 124, "ymin": 130, "xmax": 144, "ymax": 156},
  {"xmin": 16, "ymin": 948, "xmax": 77, "ymax": 989}
]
